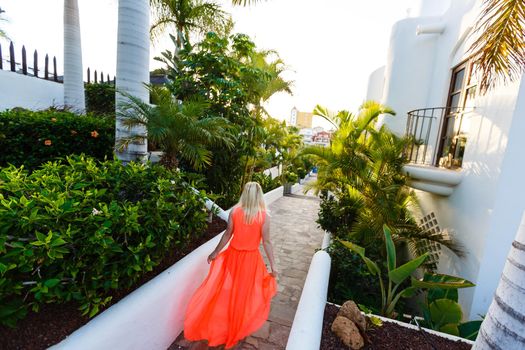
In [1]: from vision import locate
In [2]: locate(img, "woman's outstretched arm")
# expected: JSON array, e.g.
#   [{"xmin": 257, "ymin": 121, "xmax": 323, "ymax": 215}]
[
  {"xmin": 262, "ymin": 214, "xmax": 277, "ymax": 277},
  {"xmin": 208, "ymin": 209, "xmax": 234, "ymax": 263}
]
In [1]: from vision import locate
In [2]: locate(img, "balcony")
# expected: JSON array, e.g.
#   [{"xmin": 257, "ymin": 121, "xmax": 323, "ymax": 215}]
[{"xmin": 402, "ymin": 107, "xmax": 467, "ymax": 196}]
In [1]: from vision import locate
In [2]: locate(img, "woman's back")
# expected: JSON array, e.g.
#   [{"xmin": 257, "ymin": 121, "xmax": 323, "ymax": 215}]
[{"xmin": 229, "ymin": 206, "xmax": 265, "ymax": 251}]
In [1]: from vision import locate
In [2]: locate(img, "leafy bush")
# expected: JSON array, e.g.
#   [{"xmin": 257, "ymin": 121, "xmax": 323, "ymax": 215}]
[
  {"xmin": 327, "ymin": 240, "xmax": 383, "ymax": 310},
  {"xmin": 0, "ymin": 156, "xmax": 208, "ymax": 327},
  {"xmin": 317, "ymin": 191, "xmax": 359, "ymax": 239},
  {"xmin": 251, "ymin": 172, "xmax": 280, "ymax": 193},
  {"xmin": 85, "ymin": 83, "xmax": 116, "ymax": 116},
  {"xmin": 0, "ymin": 109, "xmax": 114, "ymax": 170}
]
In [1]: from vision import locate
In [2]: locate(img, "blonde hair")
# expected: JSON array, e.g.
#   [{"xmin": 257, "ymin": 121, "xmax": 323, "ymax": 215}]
[{"xmin": 238, "ymin": 182, "xmax": 266, "ymax": 224}]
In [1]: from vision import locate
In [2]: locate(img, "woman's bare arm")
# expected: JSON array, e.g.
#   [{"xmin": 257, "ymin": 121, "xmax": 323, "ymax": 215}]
[
  {"xmin": 262, "ymin": 214, "xmax": 277, "ymax": 277},
  {"xmin": 208, "ymin": 210, "xmax": 234, "ymax": 263}
]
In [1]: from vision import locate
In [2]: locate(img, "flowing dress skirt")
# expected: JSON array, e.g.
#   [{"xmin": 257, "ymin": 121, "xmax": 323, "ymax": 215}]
[{"xmin": 184, "ymin": 246, "xmax": 277, "ymax": 348}]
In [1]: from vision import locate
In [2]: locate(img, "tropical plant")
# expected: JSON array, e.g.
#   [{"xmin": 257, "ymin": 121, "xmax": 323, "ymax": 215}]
[
  {"xmin": 116, "ymin": 86, "xmax": 233, "ymax": 170},
  {"xmin": 418, "ymin": 274, "xmax": 482, "ymax": 340},
  {"xmin": 157, "ymin": 32, "xmax": 291, "ymax": 206},
  {"xmin": 304, "ymin": 102, "xmax": 461, "ymax": 269},
  {"xmin": 340, "ymin": 225, "xmax": 475, "ymax": 318},
  {"xmin": 149, "ymin": 0, "xmax": 231, "ymax": 49},
  {"xmin": 0, "ymin": 7, "xmax": 9, "ymax": 39},
  {"xmin": 115, "ymin": 0, "xmax": 150, "ymax": 163},
  {"xmin": 63, "ymin": 0, "xmax": 86, "ymax": 113},
  {"xmin": 468, "ymin": 0, "xmax": 525, "ymax": 93}
]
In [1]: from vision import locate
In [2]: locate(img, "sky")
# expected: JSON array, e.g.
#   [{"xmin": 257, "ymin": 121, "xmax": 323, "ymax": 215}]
[{"xmin": 0, "ymin": 0, "xmax": 418, "ymax": 127}]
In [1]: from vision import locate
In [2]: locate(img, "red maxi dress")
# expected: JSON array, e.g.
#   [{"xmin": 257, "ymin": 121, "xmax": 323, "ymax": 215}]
[{"xmin": 184, "ymin": 206, "xmax": 277, "ymax": 348}]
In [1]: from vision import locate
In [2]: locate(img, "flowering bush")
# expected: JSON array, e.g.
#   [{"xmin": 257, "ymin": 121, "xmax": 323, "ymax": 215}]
[
  {"xmin": 0, "ymin": 109, "xmax": 114, "ymax": 170},
  {"xmin": 0, "ymin": 156, "xmax": 208, "ymax": 327}
]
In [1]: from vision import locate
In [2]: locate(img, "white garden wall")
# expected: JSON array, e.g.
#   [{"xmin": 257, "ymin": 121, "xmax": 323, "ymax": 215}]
[
  {"xmin": 50, "ymin": 188, "xmax": 285, "ymax": 350},
  {"xmin": 0, "ymin": 70, "xmax": 63, "ymax": 110}
]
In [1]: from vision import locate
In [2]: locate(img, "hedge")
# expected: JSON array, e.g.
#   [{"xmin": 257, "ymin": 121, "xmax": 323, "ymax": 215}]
[
  {"xmin": 0, "ymin": 156, "xmax": 208, "ymax": 327},
  {"xmin": 0, "ymin": 109, "xmax": 114, "ymax": 170},
  {"xmin": 85, "ymin": 83, "xmax": 116, "ymax": 116}
]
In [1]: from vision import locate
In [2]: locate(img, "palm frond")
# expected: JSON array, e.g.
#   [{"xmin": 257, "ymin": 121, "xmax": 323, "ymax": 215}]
[{"xmin": 468, "ymin": 0, "xmax": 525, "ymax": 93}]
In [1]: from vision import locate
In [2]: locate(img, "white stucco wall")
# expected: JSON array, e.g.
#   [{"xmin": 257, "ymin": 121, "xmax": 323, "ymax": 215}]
[
  {"xmin": 0, "ymin": 70, "xmax": 64, "ymax": 110},
  {"xmin": 372, "ymin": 0, "xmax": 525, "ymax": 319},
  {"xmin": 365, "ymin": 66, "xmax": 385, "ymax": 103}
]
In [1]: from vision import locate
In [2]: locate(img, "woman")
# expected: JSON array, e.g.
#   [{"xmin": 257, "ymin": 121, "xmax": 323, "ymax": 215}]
[{"xmin": 184, "ymin": 182, "xmax": 278, "ymax": 349}]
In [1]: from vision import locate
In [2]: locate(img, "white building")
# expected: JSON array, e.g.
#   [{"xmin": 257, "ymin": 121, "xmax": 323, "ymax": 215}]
[{"xmin": 366, "ymin": 0, "xmax": 525, "ymax": 319}]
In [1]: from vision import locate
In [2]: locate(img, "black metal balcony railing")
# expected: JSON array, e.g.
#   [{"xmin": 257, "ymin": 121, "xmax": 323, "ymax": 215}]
[{"xmin": 404, "ymin": 107, "xmax": 468, "ymax": 169}]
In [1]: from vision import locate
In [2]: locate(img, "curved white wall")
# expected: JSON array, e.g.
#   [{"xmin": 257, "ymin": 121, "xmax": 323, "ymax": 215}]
[
  {"xmin": 286, "ymin": 250, "xmax": 331, "ymax": 350},
  {"xmin": 0, "ymin": 70, "xmax": 63, "ymax": 111},
  {"xmin": 365, "ymin": 66, "xmax": 385, "ymax": 103}
]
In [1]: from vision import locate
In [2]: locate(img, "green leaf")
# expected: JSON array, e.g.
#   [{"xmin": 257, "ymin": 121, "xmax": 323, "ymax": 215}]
[
  {"xmin": 440, "ymin": 323, "xmax": 460, "ymax": 336},
  {"xmin": 458, "ymin": 320, "xmax": 482, "ymax": 340},
  {"xmin": 430, "ymin": 299, "xmax": 463, "ymax": 327},
  {"xmin": 35, "ymin": 231, "xmax": 46, "ymax": 242},
  {"xmin": 389, "ymin": 253, "xmax": 428, "ymax": 285},
  {"xmin": 44, "ymin": 278, "xmax": 60, "ymax": 288},
  {"xmin": 339, "ymin": 240, "xmax": 365, "ymax": 257},
  {"xmin": 412, "ymin": 275, "xmax": 475, "ymax": 290},
  {"xmin": 383, "ymin": 225, "xmax": 396, "ymax": 272},
  {"xmin": 400, "ymin": 286, "xmax": 418, "ymax": 298}
]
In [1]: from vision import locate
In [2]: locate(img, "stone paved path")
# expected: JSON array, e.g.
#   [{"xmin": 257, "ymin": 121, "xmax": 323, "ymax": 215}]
[{"xmin": 171, "ymin": 178, "xmax": 324, "ymax": 350}]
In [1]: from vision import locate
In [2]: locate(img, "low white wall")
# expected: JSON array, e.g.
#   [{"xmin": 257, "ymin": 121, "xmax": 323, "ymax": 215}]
[
  {"xmin": 263, "ymin": 165, "xmax": 280, "ymax": 179},
  {"xmin": 51, "ymin": 187, "xmax": 285, "ymax": 350},
  {"xmin": 0, "ymin": 70, "xmax": 64, "ymax": 111},
  {"xmin": 264, "ymin": 185, "xmax": 284, "ymax": 205},
  {"xmin": 286, "ymin": 250, "xmax": 332, "ymax": 350}
]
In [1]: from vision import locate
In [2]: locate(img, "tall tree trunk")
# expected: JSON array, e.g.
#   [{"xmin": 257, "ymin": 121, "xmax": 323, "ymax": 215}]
[
  {"xmin": 63, "ymin": 0, "xmax": 86, "ymax": 113},
  {"xmin": 115, "ymin": 0, "xmax": 150, "ymax": 163},
  {"xmin": 474, "ymin": 211, "xmax": 525, "ymax": 349}
]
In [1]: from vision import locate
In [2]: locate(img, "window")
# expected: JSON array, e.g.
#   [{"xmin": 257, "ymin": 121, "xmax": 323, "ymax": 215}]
[{"xmin": 436, "ymin": 61, "xmax": 476, "ymax": 169}]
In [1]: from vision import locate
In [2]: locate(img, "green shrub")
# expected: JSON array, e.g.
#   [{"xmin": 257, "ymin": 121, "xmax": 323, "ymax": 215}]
[
  {"xmin": 251, "ymin": 172, "xmax": 280, "ymax": 193},
  {"xmin": 0, "ymin": 156, "xmax": 208, "ymax": 327},
  {"xmin": 85, "ymin": 83, "xmax": 116, "ymax": 116},
  {"xmin": 327, "ymin": 240, "xmax": 383, "ymax": 311},
  {"xmin": 0, "ymin": 109, "xmax": 114, "ymax": 170},
  {"xmin": 317, "ymin": 191, "xmax": 359, "ymax": 239}
]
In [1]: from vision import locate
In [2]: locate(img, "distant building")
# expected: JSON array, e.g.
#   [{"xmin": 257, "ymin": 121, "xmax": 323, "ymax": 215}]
[
  {"xmin": 290, "ymin": 107, "xmax": 313, "ymax": 128},
  {"xmin": 299, "ymin": 127, "xmax": 332, "ymax": 147}
]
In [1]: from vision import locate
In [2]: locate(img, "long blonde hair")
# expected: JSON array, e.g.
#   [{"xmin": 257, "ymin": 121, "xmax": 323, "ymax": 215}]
[{"xmin": 238, "ymin": 182, "xmax": 266, "ymax": 224}]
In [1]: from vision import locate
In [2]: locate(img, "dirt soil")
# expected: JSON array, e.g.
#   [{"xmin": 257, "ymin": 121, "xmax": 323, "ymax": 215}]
[
  {"xmin": 321, "ymin": 303, "xmax": 472, "ymax": 350},
  {"xmin": 0, "ymin": 217, "xmax": 227, "ymax": 350}
]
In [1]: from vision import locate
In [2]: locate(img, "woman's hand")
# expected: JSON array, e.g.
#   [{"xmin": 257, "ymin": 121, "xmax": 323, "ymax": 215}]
[
  {"xmin": 207, "ymin": 251, "xmax": 218, "ymax": 264},
  {"xmin": 270, "ymin": 270, "xmax": 278, "ymax": 278}
]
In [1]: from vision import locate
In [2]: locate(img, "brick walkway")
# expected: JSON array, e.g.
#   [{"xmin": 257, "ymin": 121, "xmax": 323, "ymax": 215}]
[{"xmin": 171, "ymin": 179, "xmax": 324, "ymax": 350}]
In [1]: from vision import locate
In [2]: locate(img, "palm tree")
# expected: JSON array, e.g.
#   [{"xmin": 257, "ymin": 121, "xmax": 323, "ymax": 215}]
[
  {"xmin": 63, "ymin": 0, "xmax": 86, "ymax": 113},
  {"xmin": 149, "ymin": 0, "xmax": 231, "ymax": 49},
  {"xmin": 473, "ymin": 212, "xmax": 525, "ymax": 349},
  {"xmin": 0, "ymin": 7, "xmax": 8, "ymax": 39},
  {"xmin": 115, "ymin": 0, "xmax": 151, "ymax": 163},
  {"xmin": 468, "ymin": 1, "xmax": 525, "ymax": 347},
  {"xmin": 303, "ymin": 102, "xmax": 461, "ymax": 267},
  {"xmin": 468, "ymin": 0, "xmax": 525, "ymax": 93},
  {"xmin": 117, "ymin": 86, "xmax": 233, "ymax": 169}
]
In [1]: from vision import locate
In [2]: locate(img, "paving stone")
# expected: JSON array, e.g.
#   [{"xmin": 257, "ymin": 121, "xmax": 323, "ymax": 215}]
[
  {"xmin": 268, "ymin": 323, "xmax": 291, "ymax": 348},
  {"xmin": 244, "ymin": 336, "xmax": 259, "ymax": 347},
  {"xmin": 252, "ymin": 321, "xmax": 270, "ymax": 339}
]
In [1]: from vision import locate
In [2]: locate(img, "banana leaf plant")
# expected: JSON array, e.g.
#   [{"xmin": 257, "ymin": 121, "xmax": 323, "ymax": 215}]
[
  {"xmin": 340, "ymin": 225, "xmax": 475, "ymax": 318},
  {"xmin": 419, "ymin": 273, "xmax": 482, "ymax": 340}
]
